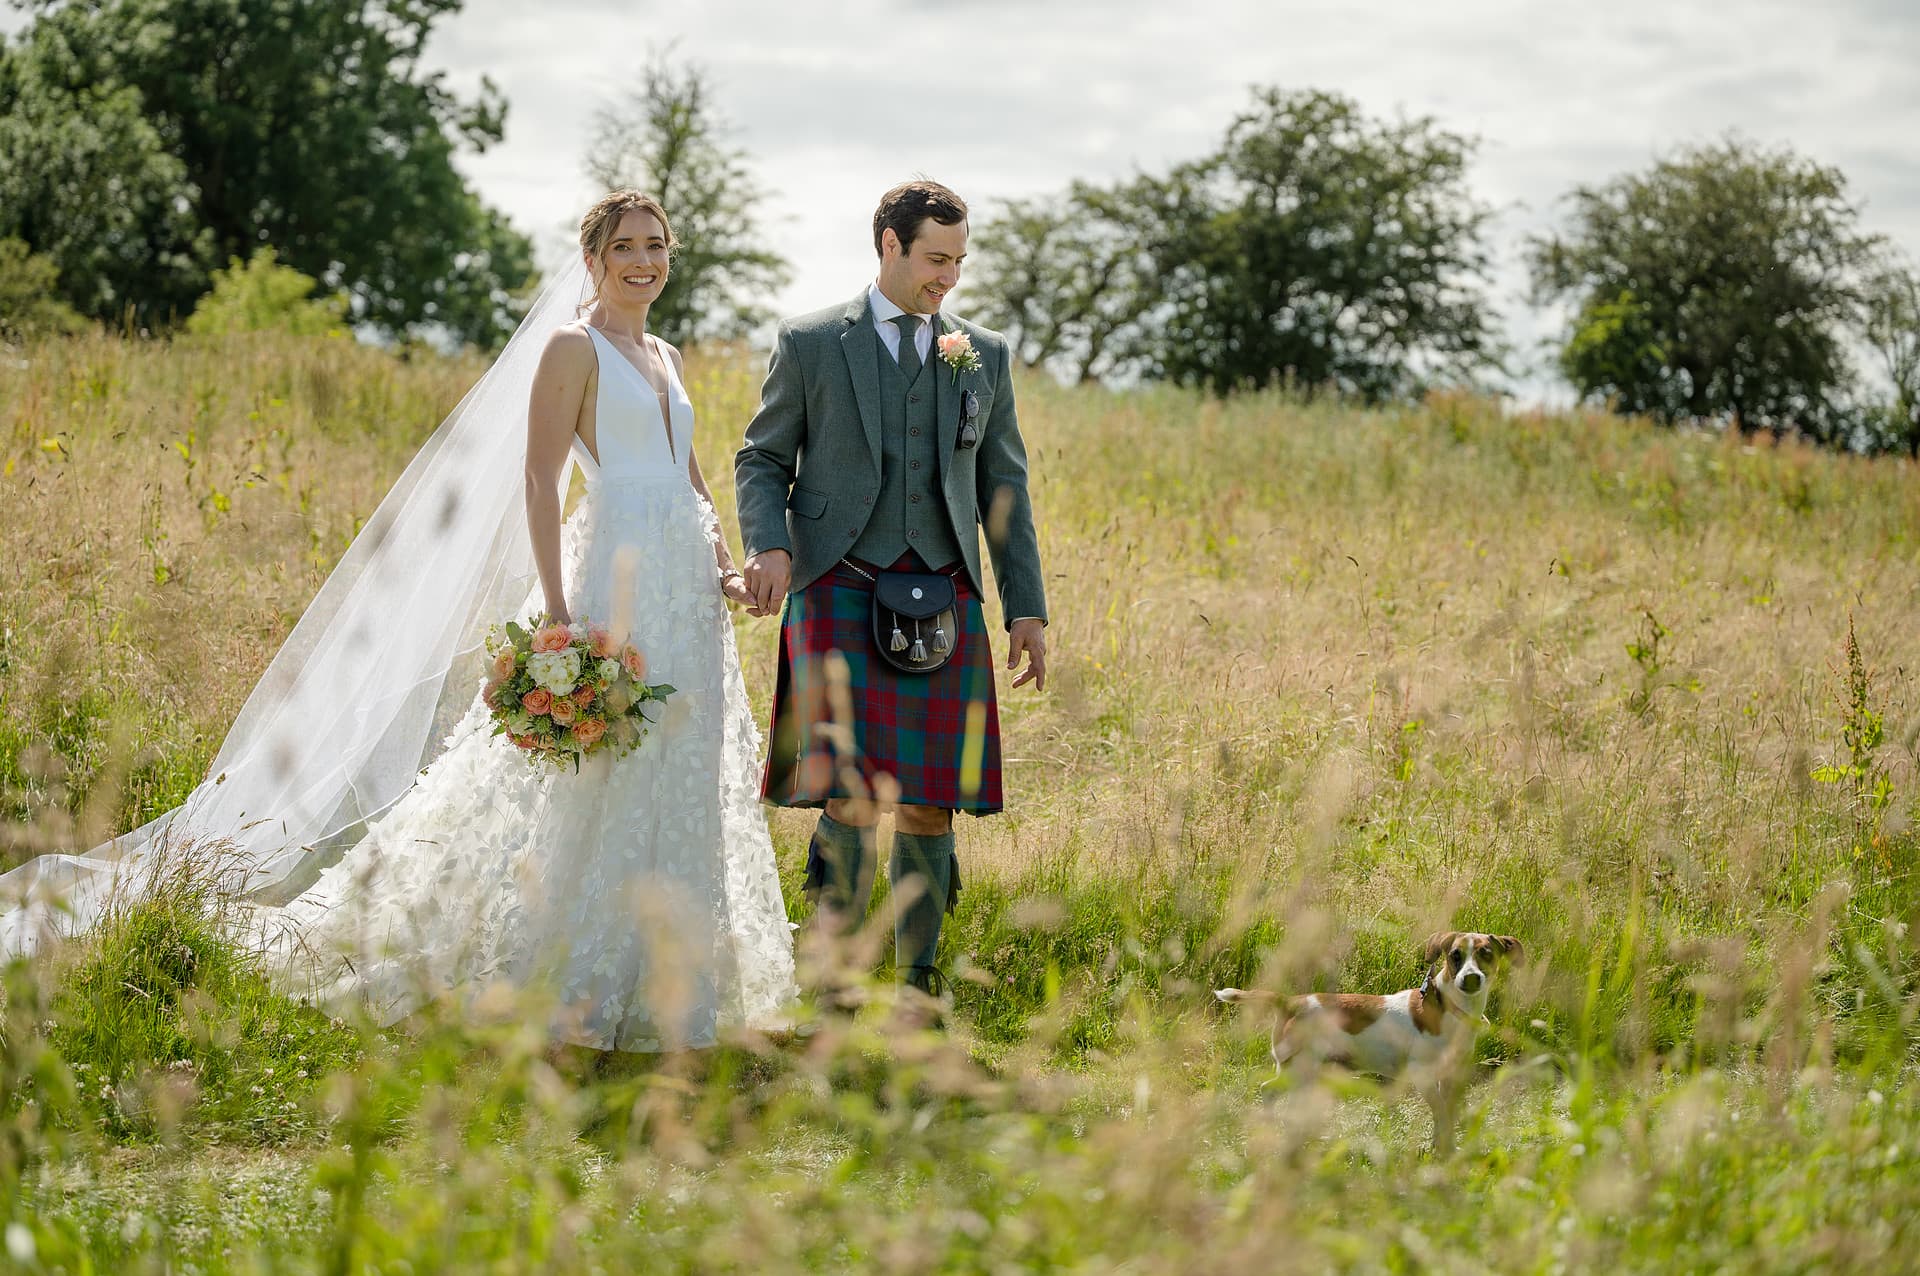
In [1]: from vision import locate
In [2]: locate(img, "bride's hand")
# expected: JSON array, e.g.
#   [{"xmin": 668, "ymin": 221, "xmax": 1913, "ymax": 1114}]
[
  {"xmin": 547, "ymin": 604, "xmax": 573, "ymax": 627},
  {"xmin": 719, "ymin": 570, "xmax": 756, "ymax": 609}
]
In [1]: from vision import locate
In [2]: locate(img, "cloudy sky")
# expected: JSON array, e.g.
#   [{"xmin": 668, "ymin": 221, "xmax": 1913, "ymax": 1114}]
[
  {"xmin": 11, "ymin": 1, "xmax": 1918, "ymax": 398},
  {"xmin": 418, "ymin": 0, "xmax": 1919, "ymax": 400}
]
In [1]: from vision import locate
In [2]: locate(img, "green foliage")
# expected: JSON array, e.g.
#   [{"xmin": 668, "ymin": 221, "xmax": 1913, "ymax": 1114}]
[
  {"xmin": 185, "ymin": 248, "xmax": 349, "ymax": 338},
  {"xmin": 1530, "ymin": 137, "xmax": 1877, "ymax": 437},
  {"xmin": 950, "ymin": 847, "xmax": 1281, "ymax": 1061},
  {"xmin": 1561, "ymin": 288, "xmax": 1668, "ymax": 413},
  {"xmin": 1860, "ymin": 257, "xmax": 1920, "ymax": 455},
  {"xmin": 10, "ymin": 336, "xmax": 1920, "ymax": 1266},
  {"xmin": 970, "ymin": 182, "xmax": 1153, "ymax": 384},
  {"xmin": 584, "ymin": 48, "xmax": 790, "ymax": 345},
  {"xmin": 0, "ymin": 686, "xmax": 210, "ymax": 869},
  {"xmin": 1809, "ymin": 614, "xmax": 1896, "ymax": 871},
  {"xmin": 0, "ymin": 0, "xmax": 533, "ymax": 345},
  {"xmin": 39, "ymin": 866, "xmax": 362, "ymax": 1142},
  {"xmin": 972, "ymin": 88, "xmax": 1499, "ymax": 399},
  {"xmin": 0, "ymin": 35, "xmax": 204, "ymax": 327},
  {"xmin": 0, "ymin": 237, "xmax": 86, "ymax": 341},
  {"xmin": 1151, "ymin": 88, "xmax": 1499, "ymax": 398}
]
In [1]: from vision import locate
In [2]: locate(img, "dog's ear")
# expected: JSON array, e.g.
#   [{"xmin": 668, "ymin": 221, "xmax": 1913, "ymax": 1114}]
[
  {"xmin": 1493, "ymin": 935, "xmax": 1525, "ymax": 963},
  {"xmin": 1421, "ymin": 931, "xmax": 1462, "ymax": 964}
]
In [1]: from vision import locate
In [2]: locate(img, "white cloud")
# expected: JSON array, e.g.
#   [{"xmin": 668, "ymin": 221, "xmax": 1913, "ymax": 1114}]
[{"xmin": 9, "ymin": 0, "xmax": 1917, "ymax": 400}]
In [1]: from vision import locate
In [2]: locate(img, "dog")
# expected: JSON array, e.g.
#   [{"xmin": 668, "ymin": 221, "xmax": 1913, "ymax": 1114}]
[{"xmin": 1215, "ymin": 930, "xmax": 1523, "ymax": 1153}]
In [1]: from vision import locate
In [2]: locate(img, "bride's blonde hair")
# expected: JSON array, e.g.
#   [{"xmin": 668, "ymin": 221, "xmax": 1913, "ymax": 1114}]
[{"xmin": 579, "ymin": 189, "xmax": 677, "ymax": 285}]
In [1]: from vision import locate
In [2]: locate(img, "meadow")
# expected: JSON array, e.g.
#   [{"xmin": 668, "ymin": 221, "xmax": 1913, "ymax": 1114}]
[{"xmin": 2, "ymin": 327, "xmax": 1920, "ymax": 1272}]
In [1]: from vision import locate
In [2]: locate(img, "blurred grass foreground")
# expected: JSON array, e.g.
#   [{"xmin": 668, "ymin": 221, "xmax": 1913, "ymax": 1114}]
[{"xmin": 3, "ymin": 328, "xmax": 1920, "ymax": 1271}]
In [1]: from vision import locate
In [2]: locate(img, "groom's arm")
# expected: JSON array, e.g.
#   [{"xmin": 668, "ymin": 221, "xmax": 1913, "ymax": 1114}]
[
  {"xmin": 734, "ymin": 324, "xmax": 806, "ymax": 611},
  {"xmin": 975, "ymin": 333, "xmax": 1047, "ymax": 629}
]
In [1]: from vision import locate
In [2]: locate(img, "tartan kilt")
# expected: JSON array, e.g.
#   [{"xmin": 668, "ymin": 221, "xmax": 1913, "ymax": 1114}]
[{"xmin": 762, "ymin": 554, "xmax": 1004, "ymax": 813}]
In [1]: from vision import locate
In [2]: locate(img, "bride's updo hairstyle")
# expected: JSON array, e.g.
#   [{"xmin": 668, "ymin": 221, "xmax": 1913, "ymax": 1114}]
[{"xmin": 579, "ymin": 188, "xmax": 676, "ymax": 285}]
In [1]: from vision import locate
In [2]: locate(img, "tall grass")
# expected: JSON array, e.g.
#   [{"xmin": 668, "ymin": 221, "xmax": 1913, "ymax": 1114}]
[{"xmin": 3, "ymin": 330, "xmax": 1919, "ymax": 1270}]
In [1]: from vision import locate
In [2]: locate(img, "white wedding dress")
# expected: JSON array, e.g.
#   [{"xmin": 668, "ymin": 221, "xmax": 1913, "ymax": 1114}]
[{"xmin": 253, "ymin": 326, "xmax": 796, "ymax": 1050}]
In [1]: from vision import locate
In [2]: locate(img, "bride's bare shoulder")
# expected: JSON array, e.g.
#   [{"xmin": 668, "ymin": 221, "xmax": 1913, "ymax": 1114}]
[{"xmin": 535, "ymin": 321, "xmax": 598, "ymax": 376}]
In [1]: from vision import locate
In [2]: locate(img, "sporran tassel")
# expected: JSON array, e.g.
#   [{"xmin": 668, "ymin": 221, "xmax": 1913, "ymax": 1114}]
[
  {"xmin": 932, "ymin": 624, "xmax": 949, "ymax": 654},
  {"xmin": 889, "ymin": 614, "xmax": 909, "ymax": 653},
  {"xmin": 910, "ymin": 619, "xmax": 928, "ymax": 664}
]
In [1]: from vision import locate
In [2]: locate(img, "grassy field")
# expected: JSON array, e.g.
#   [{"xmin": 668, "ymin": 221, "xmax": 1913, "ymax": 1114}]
[{"xmin": 3, "ymin": 328, "xmax": 1920, "ymax": 1271}]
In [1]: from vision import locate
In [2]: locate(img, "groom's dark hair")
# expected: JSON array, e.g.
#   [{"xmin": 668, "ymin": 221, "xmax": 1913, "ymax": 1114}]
[{"xmin": 873, "ymin": 180, "xmax": 968, "ymax": 257}]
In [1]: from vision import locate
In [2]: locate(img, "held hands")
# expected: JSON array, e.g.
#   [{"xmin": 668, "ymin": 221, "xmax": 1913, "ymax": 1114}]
[
  {"xmin": 741, "ymin": 549, "xmax": 791, "ymax": 617},
  {"xmin": 1007, "ymin": 618, "xmax": 1048, "ymax": 692},
  {"xmin": 719, "ymin": 568, "xmax": 757, "ymax": 609}
]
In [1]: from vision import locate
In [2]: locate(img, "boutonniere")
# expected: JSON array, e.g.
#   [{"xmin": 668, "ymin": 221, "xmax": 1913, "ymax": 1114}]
[
  {"xmin": 937, "ymin": 329, "xmax": 982, "ymax": 384},
  {"xmin": 957, "ymin": 389, "xmax": 981, "ymax": 451}
]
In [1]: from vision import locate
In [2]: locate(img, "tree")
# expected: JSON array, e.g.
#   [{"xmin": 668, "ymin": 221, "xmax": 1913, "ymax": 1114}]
[
  {"xmin": 0, "ymin": 35, "xmax": 204, "ymax": 327},
  {"xmin": 1861, "ymin": 259, "xmax": 1920, "ymax": 455},
  {"xmin": 1144, "ymin": 88, "xmax": 1498, "ymax": 399},
  {"xmin": 584, "ymin": 50, "xmax": 790, "ymax": 346},
  {"xmin": 1529, "ymin": 138, "xmax": 1877, "ymax": 436},
  {"xmin": 969, "ymin": 181, "xmax": 1153, "ymax": 384},
  {"xmin": 0, "ymin": 0, "xmax": 534, "ymax": 346},
  {"xmin": 0, "ymin": 237, "xmax": 87, "ymax": 341}
]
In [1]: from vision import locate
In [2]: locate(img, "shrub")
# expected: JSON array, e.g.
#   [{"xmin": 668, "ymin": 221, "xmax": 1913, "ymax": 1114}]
[
  {"xmin": 0, "ymin": 238, "xmax": 87, "ymax": 342},
  {"xmin": 185, "ymin": 248, "xmax": 349, "ymax": 338}
]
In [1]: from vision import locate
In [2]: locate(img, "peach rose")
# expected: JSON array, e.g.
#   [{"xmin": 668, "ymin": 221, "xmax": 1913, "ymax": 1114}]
[
  {"xmin": 521, "ymin": 688, "xmax": 553, "ymax": 715},
  {"xmin": 572, "ymin": 685, "xmax": 596, "ymax": 708},
  {"xmin": 587, "ymin": 625, "xmax": 615, "ymax": 657},
  {"xmin": 509, "ymin": 733, "xmax": 536, "ymax": 750},
  {"xmin": 571, "ymin": 717, "xmax": 607, "ymax": 748},
  {"xmin": 531, "ymin": 624, "xmax": 573, "ymax": 653},
  {"xmin": 490, "ymin": 648, "xmax": 517, "ymax": 680},
  {"xmin": 549, "ymin": 697, "xmax": 578, "ymax": 726},
  {"xmin": 621, "ymin": 644, "xmax": 648, "ymax": 680}
]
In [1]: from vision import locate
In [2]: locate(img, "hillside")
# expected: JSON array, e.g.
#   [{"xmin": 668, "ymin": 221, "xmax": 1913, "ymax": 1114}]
[{"xmin": 3, "ymin": 331, "xmax": 1919, "ymax": 1270}]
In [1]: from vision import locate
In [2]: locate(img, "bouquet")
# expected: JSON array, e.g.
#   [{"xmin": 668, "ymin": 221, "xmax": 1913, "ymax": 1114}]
[{"xmin": 482, "ymin": 617, "xmax": 675, "ymax": 771}]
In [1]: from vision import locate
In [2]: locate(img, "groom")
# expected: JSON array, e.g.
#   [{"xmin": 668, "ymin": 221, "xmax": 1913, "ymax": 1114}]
[{"xmin": 735, "ymin": 180, "xmax": 1048, "ymax": 1000}]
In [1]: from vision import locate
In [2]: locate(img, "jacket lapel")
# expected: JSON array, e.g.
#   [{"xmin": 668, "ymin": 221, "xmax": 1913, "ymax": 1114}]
[
  {"xmin": 933, "ymin": 315, "xmax": 958, "ymax": 478},
  {"xmin": 838, "ymin": 292, "xmax": 884, "ymax": 471}
]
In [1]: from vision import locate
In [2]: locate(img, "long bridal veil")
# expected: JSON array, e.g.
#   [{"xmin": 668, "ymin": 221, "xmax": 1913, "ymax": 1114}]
[{"xmin": 0, "ymin": 255, "xmax": 595, "ymax": 957}]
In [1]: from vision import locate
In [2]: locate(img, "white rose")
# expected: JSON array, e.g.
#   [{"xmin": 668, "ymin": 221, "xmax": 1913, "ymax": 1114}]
[
  {"xmin": 598, "ymin": 658, "xmax": 622, "ymax": 683},
  {"xmin": 527, "ymin": 649, "xmax": 582, "ymax": 695}
]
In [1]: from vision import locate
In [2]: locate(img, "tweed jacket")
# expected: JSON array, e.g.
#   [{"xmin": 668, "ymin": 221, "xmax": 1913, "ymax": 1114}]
[{"xmin": 733, "ymin": 290, "xmax": 1047, "ymax": 628}]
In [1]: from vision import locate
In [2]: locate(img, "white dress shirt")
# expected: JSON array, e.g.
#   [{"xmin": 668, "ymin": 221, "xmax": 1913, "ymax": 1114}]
[{"xmin": 868, "ymin": 282, "xmax": 932, "ymax": 366}]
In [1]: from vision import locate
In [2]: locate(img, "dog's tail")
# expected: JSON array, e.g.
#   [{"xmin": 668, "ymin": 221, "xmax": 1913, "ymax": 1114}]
[{"xmin": 1214, "ymin": 987, "xmax": 1279, "ymax": 1005}]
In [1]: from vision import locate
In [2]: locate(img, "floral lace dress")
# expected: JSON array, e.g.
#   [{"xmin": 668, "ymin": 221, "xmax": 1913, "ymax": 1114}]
[{"xmin": 257, "ymin": 326, "xmax": 796, "ymax": 1050}]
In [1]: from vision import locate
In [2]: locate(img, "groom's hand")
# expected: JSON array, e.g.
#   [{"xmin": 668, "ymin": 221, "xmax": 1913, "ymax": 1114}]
[
  {"xmin": 1007, "ymin": 618, "xmax": 1048, "ymax": 692},
  {"xmin": 743, "ymin": 549, "xmax": 792, "ymax": 617}
]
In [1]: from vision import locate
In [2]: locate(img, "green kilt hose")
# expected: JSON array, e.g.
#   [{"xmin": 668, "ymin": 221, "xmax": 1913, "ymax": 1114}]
[{"xmin": 762, "ymin": 553, "xmax": 1004, "ymax": 815}]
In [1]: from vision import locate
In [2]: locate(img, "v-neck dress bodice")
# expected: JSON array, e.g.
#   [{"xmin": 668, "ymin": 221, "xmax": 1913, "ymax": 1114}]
[{"xmin": 577, "ymin": 326, "xmax": 692, "ymax": 484}]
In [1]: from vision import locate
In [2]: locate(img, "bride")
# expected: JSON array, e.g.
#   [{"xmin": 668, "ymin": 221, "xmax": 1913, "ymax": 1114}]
[{"xmin": 0, "ymin": 190, "xmax": 797, "ymax": 1051}]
